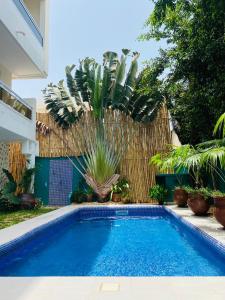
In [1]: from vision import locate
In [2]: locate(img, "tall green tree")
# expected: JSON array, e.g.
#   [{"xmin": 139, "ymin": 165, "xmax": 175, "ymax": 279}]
[{"xmin": 140, "ymin": 0, "xmax": 225, "ymax": 145}]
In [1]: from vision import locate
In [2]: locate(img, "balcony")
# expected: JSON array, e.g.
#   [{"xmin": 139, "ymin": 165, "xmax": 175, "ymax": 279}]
[
  {"xmin": 0, "ymin": 81, "xmax": 36, "ymax": 143},
  {"xmin": 0, "ymin": 0, "xmax": 48, "ymax": 79},
  {"xmin": 12, "ymin": 0, "xmax": 43, "ymax": 46},
  {"xmin": 0, "ymin": 81, "xmax": 32, "ymax": 120}
]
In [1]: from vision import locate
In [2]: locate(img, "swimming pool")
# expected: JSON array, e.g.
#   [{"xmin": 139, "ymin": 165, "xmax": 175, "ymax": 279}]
[{"xmin": 0, "ymin": 206, "xmax": 225, "ymax": 276}]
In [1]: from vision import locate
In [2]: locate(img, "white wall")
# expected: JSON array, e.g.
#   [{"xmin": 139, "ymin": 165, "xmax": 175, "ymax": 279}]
[
  {"xmin": 0, "ymin": 65, "xmax": 12, "ymax": 87},
  {"xmin": 0, "ymin": 100, "xmax": 36, "ymax": 142},
  {"xmin": 0, "ymin": 0, "xmax": 49, "ymax": 78},
  {"xmin": 23, "ymin": 0, "xmax": 41, "ymax": 28}
]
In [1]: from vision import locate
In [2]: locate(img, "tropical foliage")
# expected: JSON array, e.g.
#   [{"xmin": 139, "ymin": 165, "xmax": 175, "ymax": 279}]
[
  {"xmin": 43, "ymin": 50, "xmax": 164, "ymax": 129},
  {"xmin": 84, "ymin": 136, "xmax": 120, "ymax": 185},
  {"xmin": 18, "ymin": 168, "xmax": 35, "ymax": 194},
  {"xmin": 43, "ymin": 50, "xmax": 168, "ymax": 198},
  {"xmin": 0, "ymin": 168, "xmax": 36, "ymax": 211},
  {"xmin": 151, "ymin": 143, "xmax": 225, "ymax": 189},
  {"xmin": 111, "ymin": 177, "xmax": 129, "ymax": 194},
  {"xmin": 140, "ymin": 0, "xmax": 225, "ymax": 144},
  {"xmin": 214, "ymin": 113, "xmax": 225, "ymax": 138},
  {"xmin": 151, "ymin": 112, "xmax": 225, "ymax": 189},
  {"xmin": 149, "ymin": 184, "xmax": 167, "ymax": 204},
  {"xmin": 0, "ymin": 169, "xmax": 21, "ymax": 211}
]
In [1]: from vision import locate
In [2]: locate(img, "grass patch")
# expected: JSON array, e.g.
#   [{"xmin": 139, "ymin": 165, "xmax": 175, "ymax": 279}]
[{"xmin": 0, "ymin": 207, "xmax": 56, "ymax": 230}]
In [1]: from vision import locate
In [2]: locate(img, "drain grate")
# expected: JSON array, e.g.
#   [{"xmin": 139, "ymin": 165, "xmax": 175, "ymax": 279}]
[{"xmin": 99, "ymin": 283, "xmax": 120, "ymax": 292}]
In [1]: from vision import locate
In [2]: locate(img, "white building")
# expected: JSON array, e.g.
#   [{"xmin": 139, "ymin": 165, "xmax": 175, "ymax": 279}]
[{"xmin": 0, "ymin": 0, "xmax": 49, "ymax": 174}]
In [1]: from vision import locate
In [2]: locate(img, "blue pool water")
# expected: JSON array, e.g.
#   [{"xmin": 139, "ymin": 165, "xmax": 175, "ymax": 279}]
[{"xmin": 0, "ymin": 207, "xmax": 225, "ymax": 276}]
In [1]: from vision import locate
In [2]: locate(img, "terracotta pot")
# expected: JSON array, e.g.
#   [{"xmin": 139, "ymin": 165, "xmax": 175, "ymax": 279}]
[
  {"xmin": 214, "ymin": 197, "xmax": 225, "ymax": 228},
  {"xmin": 86, "ymin": 194, "xmax": 93, "ymax": 202},
  {"xmin": 112, "ymin": 193, "xmax": 122, "ymax": 202},
  {"xmin": 20, "ymin": 193, "xmax": 37, "ymax": 209},
  {"xmin": 187, "ymin": 193, "xmax": 210, "ymax": 216},
  {"xmin": 158, "ymin": 199, "xmax": 164, "ymax": 205},
  {"xmin": 174, "ymin": 189, "xmax": 188, "ymax": 207},
  {"xmin": 97, "ymin": 196, "xmax": 108, "ymax": 203}
]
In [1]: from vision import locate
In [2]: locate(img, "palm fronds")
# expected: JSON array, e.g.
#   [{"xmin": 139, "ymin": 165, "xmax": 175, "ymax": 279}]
[
  {"xmin": 197, "ymin": 138, "xmax": 225, "ymax": 149},
  {"xmin": 214, "ymin": 112, "xmax": 225, "ymax": 138},
  {"xmin": 43, "ymin": 50, "xmax": 164, "ymax": 128},
  {"xmin": 43, "ymin": 50, "xmax": 168, "ymax": 196},
  {"xmin": 84, "ymin": 136, "xmax": 120, "ymax": 185}
]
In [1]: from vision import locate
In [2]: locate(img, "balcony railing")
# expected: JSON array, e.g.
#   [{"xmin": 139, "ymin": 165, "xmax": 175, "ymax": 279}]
[
  {"xmin": 12, "ymin": 0, "xmax": 43, "ymax": 46},
  {"xmin": 0, "ymin": 81, "xmax": 32, "ymax": 120}
]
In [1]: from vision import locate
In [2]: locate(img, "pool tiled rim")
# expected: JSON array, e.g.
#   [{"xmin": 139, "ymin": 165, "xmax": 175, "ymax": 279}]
[
  {"xmin": 0, "ymin": 204, "xmax": 225, "ymax": 299},
  {"xmin": 0, "ymin": 204, "xmax": 225, "ymax": 259}
]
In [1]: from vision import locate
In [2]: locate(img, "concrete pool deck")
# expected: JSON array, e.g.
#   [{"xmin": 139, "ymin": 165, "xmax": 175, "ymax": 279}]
[
  {"xmin": 0, "ymin": 204, "xmax": 225, "ymax": 300},
  {"xmin": 1, "ymin": 277, "xmax": 225, "ymax": 300},
  {"xmin": 168, "ymin": 205, "xmax": 225, "ymax": 245}
]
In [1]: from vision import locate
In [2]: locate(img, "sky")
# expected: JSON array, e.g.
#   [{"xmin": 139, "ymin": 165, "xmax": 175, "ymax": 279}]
[{"xmin": 12, "ymin": 0, "xmax": 164, "ymax": 104}]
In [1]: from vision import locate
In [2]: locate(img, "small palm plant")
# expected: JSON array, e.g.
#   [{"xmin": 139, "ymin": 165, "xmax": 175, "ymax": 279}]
[
  {"xmin": 151, "ymin": 144, "xmax": 225, "ymax": 189},
  {"xmin": 196, "ymin": 112, "xmax": 225, "ymax": 186}
]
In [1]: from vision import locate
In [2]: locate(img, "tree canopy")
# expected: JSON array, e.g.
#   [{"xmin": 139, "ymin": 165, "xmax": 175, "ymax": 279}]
[{"xmin": 140, "ymin": 0, "xmax": 225, "ymax": 145}]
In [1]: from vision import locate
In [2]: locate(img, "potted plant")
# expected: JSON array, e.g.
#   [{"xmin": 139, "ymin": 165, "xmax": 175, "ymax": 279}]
[
  {"xmin": 174, "ymin": 186, "xmax": 188, "ymax": 207},
  {"xmin": 121, "ymin": 188, "xmax": 130, "ymax": 204},
  {"xmin": 84, "ymin": 186, "xmax": 94, "ymax": 202},
  {"xmin": 212, "ymin": 190, "xmax": 225, "ymax": 228},
  {"xmin": 150, "ymin": 149, "xmax": 190, "ymax": 207},
  {"xmin": 111, "ymin": 185, "xmax": 122, "ymax": 202},
  {"xmin": 149, "ymin": 184, "xmax": 167, "ymax": 205},
  {"xmin": 111, "ymin": 178, "xmax": 129, "ymax": 203},
  {"xmin": 184, "ymin": 187, "xmax": 211, "ymax": 216},
  {"xmin": 70, "ymin": 189, "xmax": 86, "ymax": 204}
]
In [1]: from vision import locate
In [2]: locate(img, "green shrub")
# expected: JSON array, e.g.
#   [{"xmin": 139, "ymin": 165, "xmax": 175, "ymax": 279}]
[
  {"xmin": 70, "ymin": 190, "xmax": 86, "ymax": 204},
  {"xmin": 111, "ymin": 177, "xmax": 130, "ymax": 202},
  {"xmin": 149, "ymin": 185, "xmax": 167, "ymax": 205},
  {"xmin": 211, "ymin": 190, "xmax": 225, "ymax": 198},
  {"xmin": 0, "ymin": 169, "xmax": 21, "ymax": 211},
  {"xmin": 183, "ymin": 186, "xmax": 212, "ymax": 200}
]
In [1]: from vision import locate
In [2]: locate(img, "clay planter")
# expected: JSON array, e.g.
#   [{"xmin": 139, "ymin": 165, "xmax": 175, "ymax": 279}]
[
  {"xmin": 174, "ymin": 188, "xmax": 188, "ymax": 207},
  {"xmin": 187, "ymin": 193, "xmax": 210, "ymax": 216},
  {"xmin": 158, "ymin": 199, "xmax": 164, "ymax": 205},
  {"xmin": 214, "ymin": 197, "xmax": 225, "ymax": 228},
  {"xmin": 20, "ymin": 193, "xmax": 37, "ymax": 210},
  {"xmin": 86, "ymin": 194, "xmax": 93, "ymax": 202},
  {"xmin": 112, "ymin": 193, "xmax": 122, "ymax": 202}
]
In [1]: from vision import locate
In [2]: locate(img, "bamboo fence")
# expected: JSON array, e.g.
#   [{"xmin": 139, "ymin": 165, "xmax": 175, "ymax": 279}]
[
  {"xmin": 9, "ymin": 105, "xmax": 171, "ymax": 203},
  {"xmin": 8, "ymin": 143, "xmax": 27, "ymax": 183}
]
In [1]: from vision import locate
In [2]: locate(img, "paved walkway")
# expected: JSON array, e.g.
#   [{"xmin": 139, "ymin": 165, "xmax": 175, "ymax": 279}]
[{"xmin": 0, "ymin": 277, "xmax": 225, "ymax": 300}]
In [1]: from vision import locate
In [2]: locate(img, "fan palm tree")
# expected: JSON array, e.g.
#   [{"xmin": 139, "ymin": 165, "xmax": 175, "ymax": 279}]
[
  {"xmin": 43, "ymin": 50, "xmax": 164, "ymax": 128},
  {"xmin": 43, "ymin": 50, "xmax": 166, "ymax": 198}
]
